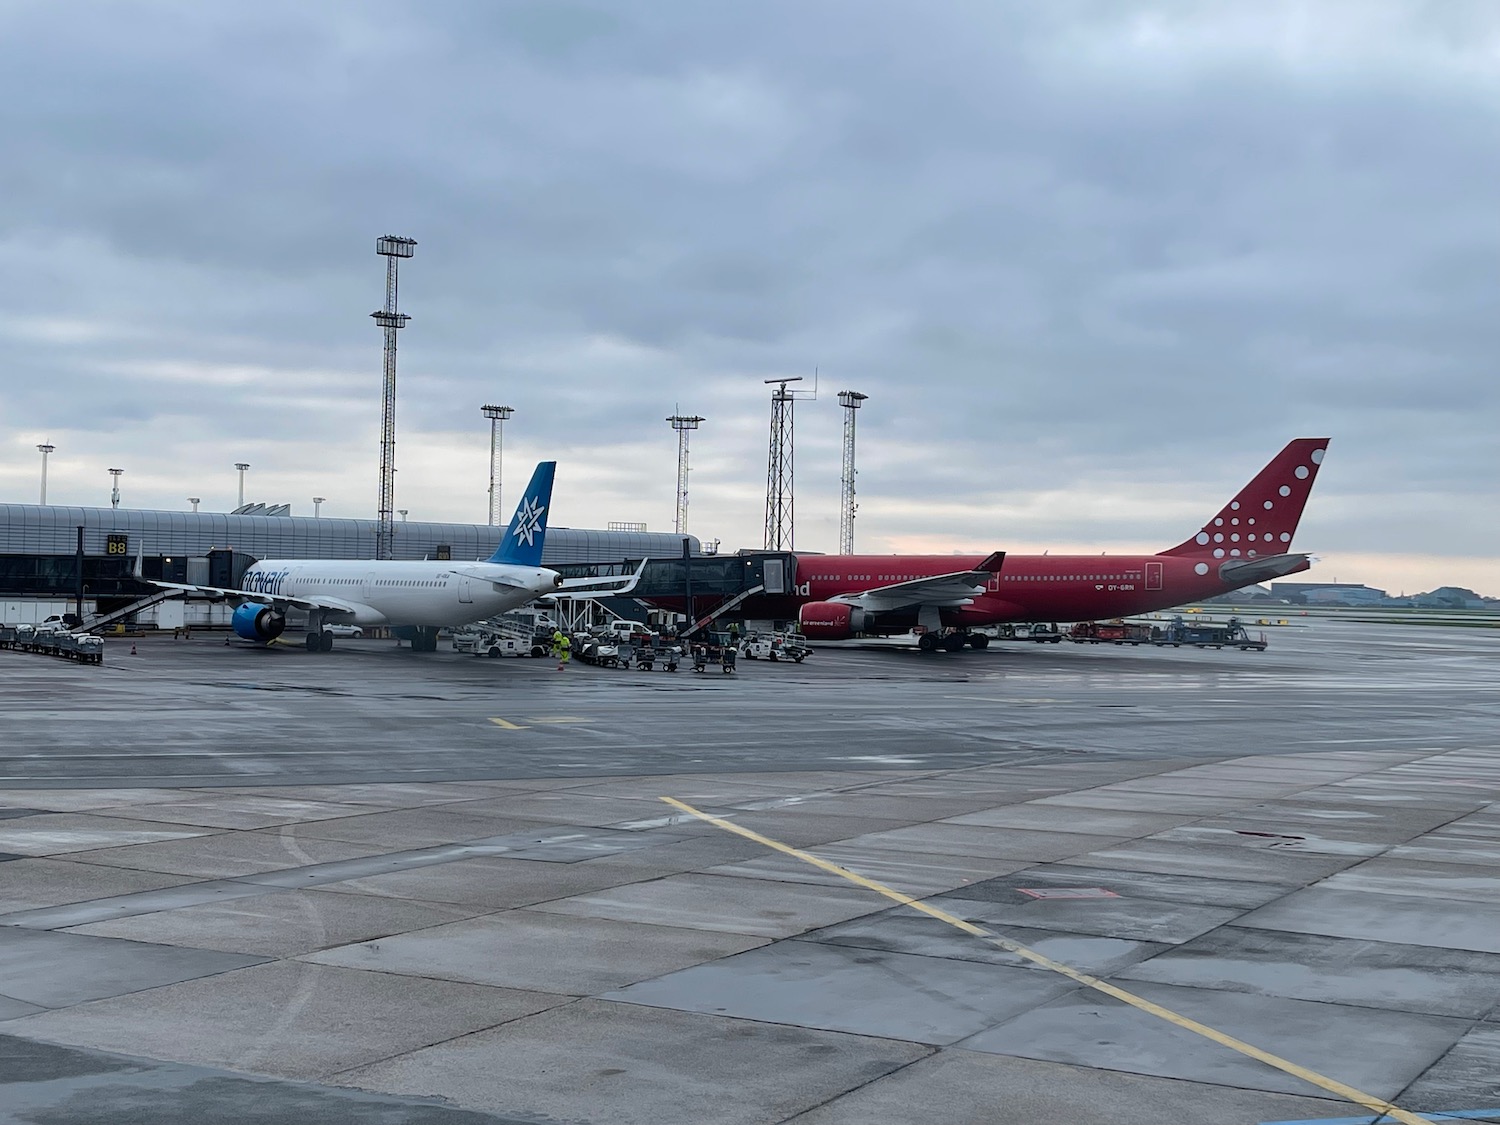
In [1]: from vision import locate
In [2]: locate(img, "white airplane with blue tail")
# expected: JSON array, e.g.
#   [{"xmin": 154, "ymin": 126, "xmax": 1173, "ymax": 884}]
[{"xmin": 154, "ymin": 461, "xmax": 575, "ymax": 652}]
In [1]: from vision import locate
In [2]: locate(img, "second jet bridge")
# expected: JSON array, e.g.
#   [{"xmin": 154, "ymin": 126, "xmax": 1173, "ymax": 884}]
[{"xmin": 552, "ymin": 551, "xmax": 801, "ymax": 631}]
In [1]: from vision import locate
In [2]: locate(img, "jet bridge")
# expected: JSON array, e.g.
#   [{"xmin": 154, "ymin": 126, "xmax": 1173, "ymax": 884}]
[{"xmin": 550, "ymin": 552, "xmax": 799, "ymax": 632}]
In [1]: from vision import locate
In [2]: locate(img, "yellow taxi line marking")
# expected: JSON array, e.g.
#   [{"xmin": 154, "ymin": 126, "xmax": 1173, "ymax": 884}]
[
  {"xmin": 659, "ymin": 795, "xmax": 1435, "ymax": 1125},
  {"xmin": 487, "ymin": 717, "xmax": 528, "ymax": 730}
]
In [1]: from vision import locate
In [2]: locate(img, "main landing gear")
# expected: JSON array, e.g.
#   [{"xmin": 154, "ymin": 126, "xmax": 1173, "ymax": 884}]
[
  {"xmin": 304, "ymin": 609, "xmax": 334, "ymax": 653},
  {"xmin": 409, "ymin": 627, "xmax": 440, "ymax": 653},
  {"xmin": 917, "ymin": 631, "xmax": 989, "ymax": 653}
]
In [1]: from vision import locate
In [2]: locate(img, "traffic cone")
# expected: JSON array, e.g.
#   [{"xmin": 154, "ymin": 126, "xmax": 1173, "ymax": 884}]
[{"xmin": 130, "ymin": 644, "xmax": 137, "ymax": 655}]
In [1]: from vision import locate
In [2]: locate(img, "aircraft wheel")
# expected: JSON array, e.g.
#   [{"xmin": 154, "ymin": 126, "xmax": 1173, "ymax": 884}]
[
  {"xmin": 305, "ymin": 633, "xmax": 320, "ymax": 652},
  {"xmin": 319, "ymin": 631, "xmax": 334, "ymax": 652},
  {"xmin": 918, "ymin": 633, "xmax": 939, "ymax": 653},
  {"xmin": 967, "ymin": 634, "xmax": 990, "ymax": 650},
  {"xmin": 942, "ymin": 634, "xmax": 966, "ymax": 653}
]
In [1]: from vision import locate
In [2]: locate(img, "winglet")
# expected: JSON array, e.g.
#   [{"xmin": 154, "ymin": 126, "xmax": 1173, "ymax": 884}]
[
  {"xmin": 488, "ymin": 462, "xmax": 556, "ymax": 566},
  {"xmin": 1159, "ymin": 439, "xmax": 1329, "ymax": 559},
  {"xmin": 975, "ymin": 550, "xmax": 1006, "ymax": 574}
]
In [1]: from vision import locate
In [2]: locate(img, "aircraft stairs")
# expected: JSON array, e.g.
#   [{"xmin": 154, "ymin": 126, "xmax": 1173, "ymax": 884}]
[
  {"xmin": 682, "ymin": 584, "xmax": 766, "ymax": 638},
  {"xmin": 81, "ymin": 588, "xmax": 178, "ymax": 633},
  {"xmin": 481, "ymin": 613, "xmax": 547, "ymax": 642}
]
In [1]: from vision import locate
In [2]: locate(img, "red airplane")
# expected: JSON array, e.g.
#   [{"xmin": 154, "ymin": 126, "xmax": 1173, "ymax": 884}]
[{"xmin": 715, "ymin": 438, "xmax": 1329, "ymax": 651}]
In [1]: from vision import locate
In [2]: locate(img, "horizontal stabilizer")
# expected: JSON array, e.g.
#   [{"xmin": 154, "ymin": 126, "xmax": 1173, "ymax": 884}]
[{"xmin": 1217, "ymin": 553, "xmax": 1313, "ymax": 588}]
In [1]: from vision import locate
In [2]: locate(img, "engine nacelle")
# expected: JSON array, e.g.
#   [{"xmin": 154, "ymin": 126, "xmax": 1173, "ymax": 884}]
[
  {"xmin": 797, "ymin": 601, "xmax": 868, "ymax": 640},
  {"xmin": 233, "ymin": 602, "xmax": 286, "ymax": 642}
]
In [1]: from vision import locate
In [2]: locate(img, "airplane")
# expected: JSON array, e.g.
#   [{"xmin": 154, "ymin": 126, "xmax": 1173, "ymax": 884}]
[
  {"xmin": 673, "ymin": 438, "xmax": 1330, "ymax": 651},
  {"xmin": 153, "ymin": 461, "xmax": 568, "ymax": 653}
]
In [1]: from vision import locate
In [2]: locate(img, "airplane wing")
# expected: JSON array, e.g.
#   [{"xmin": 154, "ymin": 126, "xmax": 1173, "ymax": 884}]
[
  {"xmin": 830, "ymin": 552, "xmax": 1005, "ymax": 613},
  {"xmin": 148, "ymin": 580, "xmax": 362, "ymax": 616}
]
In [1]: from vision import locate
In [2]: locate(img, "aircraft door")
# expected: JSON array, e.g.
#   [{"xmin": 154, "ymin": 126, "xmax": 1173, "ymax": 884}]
[
  {"xmin": 458, "ymin": 576, "xmax": 474, "ymax": 604},
  {"xmin": 361, "ymin": 572, "xmax": 375, "ymax": 601},
  {"xmin": 1146, "ymin": 561, "xmax": 1163, "ymax": 591},
  {"xmin": 763, "ymin": 559, "xmax": 785, "ymax": 595}
]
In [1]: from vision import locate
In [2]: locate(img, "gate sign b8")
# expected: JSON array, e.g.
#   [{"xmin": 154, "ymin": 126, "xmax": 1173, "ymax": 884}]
[{"xmin": 106, "ymin": 533, "xmax": 128, "ymax": 556}]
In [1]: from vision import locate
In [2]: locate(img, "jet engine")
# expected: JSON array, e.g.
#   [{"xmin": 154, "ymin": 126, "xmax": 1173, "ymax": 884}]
[
  {"xmin": 797, "ymin": 602, "xmax": 868, "ymax": 640},
  {"xmin": 232, "ymin": 603, "xmax": 286, "ymax": 642}
]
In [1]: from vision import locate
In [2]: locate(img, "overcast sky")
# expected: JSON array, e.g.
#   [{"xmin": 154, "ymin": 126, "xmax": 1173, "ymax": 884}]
[{"xmin": 2, "ymin": 0, "xmax": 1497, "ymax": 594}]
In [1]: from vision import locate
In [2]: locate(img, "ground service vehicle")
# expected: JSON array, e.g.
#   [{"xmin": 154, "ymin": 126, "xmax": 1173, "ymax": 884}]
[
  {"xmin": 740, "ymin": 633, "xmax": 810, "ymax": 662},
  {"xmin": 1153, "ymin": 617, "xmax": 1268, "ymax": 650},
  {"xmin": 1070, "ymin": 621, "xmax": 1153, "ymax": 645}
]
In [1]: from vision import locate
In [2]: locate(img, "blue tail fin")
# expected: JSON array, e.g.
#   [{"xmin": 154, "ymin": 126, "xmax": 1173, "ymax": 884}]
[{"xmin": 488, "ymin": 461, "xmax": 556, "ymax": 566}]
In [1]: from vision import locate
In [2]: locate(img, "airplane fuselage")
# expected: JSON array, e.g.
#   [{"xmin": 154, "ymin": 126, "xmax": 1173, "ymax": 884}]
[
  {"xmin": 243, "ymin": 559, "xmax": 559, "ymax": 629},
  {"xmin": 792, "ymin": 550, "xmax": 1309, "ymax": 628}
]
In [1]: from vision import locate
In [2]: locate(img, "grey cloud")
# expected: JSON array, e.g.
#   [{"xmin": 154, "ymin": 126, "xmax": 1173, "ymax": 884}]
[{"xmin": 1, "ymin": 1, "xmax": 1496, "ymax": 586}]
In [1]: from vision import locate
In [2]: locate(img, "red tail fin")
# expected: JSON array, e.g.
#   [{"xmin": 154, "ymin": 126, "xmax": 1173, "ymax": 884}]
[{"xmin": 1160, "ymin": 438, "xmax": 1329, "ymax": 559}]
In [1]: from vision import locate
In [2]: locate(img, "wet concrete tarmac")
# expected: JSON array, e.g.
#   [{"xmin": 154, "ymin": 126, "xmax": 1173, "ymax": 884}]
[
  {"xmin": 1, "ymin": 618, "xmax": 1494, "ymax": 789},
  {"xmin": 0, "ymin": 619, "xmax": 1497, "ymax": 1123}
]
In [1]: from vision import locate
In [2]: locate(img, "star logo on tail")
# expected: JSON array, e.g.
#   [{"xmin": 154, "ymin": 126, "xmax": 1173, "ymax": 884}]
[{"xmin": 511, "ymin": 497, "xmax": 546, "ymax": 547}]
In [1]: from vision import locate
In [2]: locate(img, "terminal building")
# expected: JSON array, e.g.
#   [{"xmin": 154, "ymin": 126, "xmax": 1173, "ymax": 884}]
[{"xmin": 0, "ymin": 503, "xmax": 699, "ymax": 625}]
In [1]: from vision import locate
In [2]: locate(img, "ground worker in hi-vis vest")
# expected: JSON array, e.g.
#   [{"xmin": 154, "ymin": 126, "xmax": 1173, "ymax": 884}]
[{"xmin": 552, "ymin": 630, "xmax": 571, "ymax": 671}]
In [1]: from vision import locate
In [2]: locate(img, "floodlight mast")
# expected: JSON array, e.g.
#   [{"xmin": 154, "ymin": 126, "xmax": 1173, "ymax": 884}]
[
  {"xmin": 108, "ymin": 468, "xmax": 123, "ymax": 510},
  {"xmin": 372, "ymin": 235, "xmax": 416, "ymax": 560},
  {"xmin": 481, "ymin": 404, "xmax": 514, "ymax": 526},
  {"xmin": 37, "ymin": 444, "xmax": 55, "ymax": 505},
  {"xmin": 763, "ymin": 376, "xmax": 805, "ymax": 551},
  {"xmin": 234, "ymin": 463, "xmax": 250, "ymax": 508},
  {"xmin": 312, "ymin": 496, "xmax": 326, "ymax": 517},
  {"xmin": 667, "ymin": 414, "xmax": 705, "ymax": 535},
  {"xmin": 837, "ymin": 390, "xmax": 868, "ymax": 554}
]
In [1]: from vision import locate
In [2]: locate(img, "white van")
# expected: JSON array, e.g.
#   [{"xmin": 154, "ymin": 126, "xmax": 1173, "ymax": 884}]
[{"xmin": 608, "ymin": 620, "xmax": 649, "ymax": 639}]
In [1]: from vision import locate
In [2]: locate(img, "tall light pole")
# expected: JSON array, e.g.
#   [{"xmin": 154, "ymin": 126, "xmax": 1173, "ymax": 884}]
[
  {"xmin": 837, "ymin": 391, "xmax": 867, "ymax": 554},
  {"xmin": 235, "ymin": 463, "xmax": 250, "ymax": 508},
  {"xmin": 398, "ymin": 509, "xmax": 408, "ymax": 522},
  {"xmin": 764, "ymin": 377, "xmax": 803, "ymax": 550},
  {"xmin": 188, "ymin": 497, "xmax": 200, "ymax": 512},
  {"xmin": 481, "ymin": 404, "xmax": 514, "ymax": 525},
  {"xmin": 373, "ymin": 234, "xmax": 416, "ymax": 560},
  {"xmin": 667, "ymin": 414, "xmax": 705, "ymax": 535},
  {"xmin": 313, "ymin": 496, "xmax": 326, "ymax": 517},
  {"xmin": 37, "ymin": 444, "xmax": 54, "ymax": 505},
  {"xmin": 108, "ymin": 468, "xmax": 123, "ymax": 510}
]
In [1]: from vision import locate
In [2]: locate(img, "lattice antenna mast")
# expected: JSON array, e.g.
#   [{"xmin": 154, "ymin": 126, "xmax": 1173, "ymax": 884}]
[
  {"xmin": 482, "ymin": 405, "xmax": 514, "ymax": 526},
  {"xmin": 371, "ymin": 235, "xmax": 416, "ymax": 560},
  {"xmin": 667, "ymin": 414, "xmax": 705, "ymax": 535},
  {"xmin": 764, "ymin": 377, "xmax": 811, "ymax": 550},
  {"xmin": 837, "ymin": 391, "xmax": 867, "ymax": 554}
]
